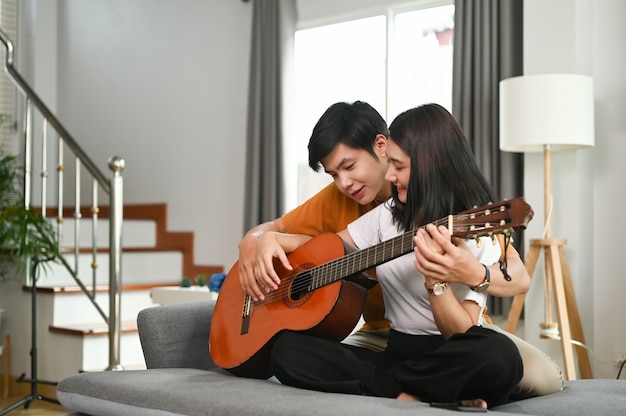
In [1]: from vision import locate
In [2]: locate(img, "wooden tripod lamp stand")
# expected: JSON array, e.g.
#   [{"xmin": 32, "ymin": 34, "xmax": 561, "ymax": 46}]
[{"xmin": 499, "ymin": 74, "xmax": 595, "ymax": 380}]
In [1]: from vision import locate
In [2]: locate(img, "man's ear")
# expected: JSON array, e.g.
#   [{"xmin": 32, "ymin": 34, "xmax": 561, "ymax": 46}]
[{"xmin": 374, "ymin": 134, "xmax": 388, "ymax": 156}]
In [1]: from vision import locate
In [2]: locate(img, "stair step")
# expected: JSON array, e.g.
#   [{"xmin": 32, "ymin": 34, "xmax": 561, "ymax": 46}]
[
  {"xmin": 40, "ymin": 250, "xmax": 184, "ymax": 287},
  {"xmin": 57, "ymin": 217, "xmax": 157, "ymax": 249},
  {"xmin": 49, "ymin": 320, "xmax": 138, "ymax": 335},
  {"xmin": 30, "ymin": 284, "xmax": 168, "ymax": 326},
  {"xmin": 47, "ymin": 203, "xmax": 224, "ymax": 280},
  {"xmin": 46, "ymin": 327, "xmax": 146, "ymax": 375}
]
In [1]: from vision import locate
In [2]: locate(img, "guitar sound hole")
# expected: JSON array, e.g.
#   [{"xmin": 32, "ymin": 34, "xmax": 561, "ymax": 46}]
[{"xmin": 290, "ymin": 270, "xmax": 313, "ymax": 301}]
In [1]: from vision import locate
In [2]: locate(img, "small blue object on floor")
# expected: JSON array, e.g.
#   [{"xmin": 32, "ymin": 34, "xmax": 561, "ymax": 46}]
[{"xmin": 208, "ymin": 273, "xmax": 226, "ymax": 292}]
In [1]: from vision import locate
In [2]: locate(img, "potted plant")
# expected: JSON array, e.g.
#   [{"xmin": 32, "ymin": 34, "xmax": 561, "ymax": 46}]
[
  {"xmin": 0, "ymin": 154, "xmax": 60, "ymax": 283},
  {"xmin": 195, "ymin": 274, "xmax": 208, "ymax": 288}
]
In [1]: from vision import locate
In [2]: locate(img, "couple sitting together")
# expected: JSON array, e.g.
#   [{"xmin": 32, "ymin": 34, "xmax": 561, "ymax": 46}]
[{"xmin": 232, "ymin": 101, "xmax": 564, "ymax": 410}]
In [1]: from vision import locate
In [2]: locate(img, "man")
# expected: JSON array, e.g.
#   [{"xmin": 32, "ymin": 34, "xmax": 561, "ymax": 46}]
[{"xmin": 237, "ymin": 101, "xmax": 563, "ymax": 398}]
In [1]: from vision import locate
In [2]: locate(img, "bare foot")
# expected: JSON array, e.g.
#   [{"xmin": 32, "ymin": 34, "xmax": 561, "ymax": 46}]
[
  {"xmin": 397, "ymin": 392, "xmax": 420, "ymax": 401},
  {"xmin": 460, "ymin": 398, "xmax": 488, "ymax": 409}
]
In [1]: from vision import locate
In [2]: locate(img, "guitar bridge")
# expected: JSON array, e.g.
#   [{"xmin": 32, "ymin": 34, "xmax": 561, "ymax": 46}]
[{"xmin": 241, "ymin": 294, "xmax": 253, "ymax": 335}]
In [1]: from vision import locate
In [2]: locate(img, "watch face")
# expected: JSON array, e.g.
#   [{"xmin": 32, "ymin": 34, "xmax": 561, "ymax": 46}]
[
  {"xmin": 473, "ymin": 282, "xmax": 490, "ymax": 293},
  {"xmin": 433, "ymin": 283, "xmax": 446, "ymax": 296}
]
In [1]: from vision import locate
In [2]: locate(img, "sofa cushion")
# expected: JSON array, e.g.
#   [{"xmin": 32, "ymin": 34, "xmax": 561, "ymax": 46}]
[
  {"xmin": 494, "ymin": 379, "xmax": 626, "ymax": 415},
  {"xmin": 57, "ymin": 367, "xmax": 626, "ymax": 416},
  {"xmin": 57, "ymin": 368, "xmax": 535, "ymax": 416}
]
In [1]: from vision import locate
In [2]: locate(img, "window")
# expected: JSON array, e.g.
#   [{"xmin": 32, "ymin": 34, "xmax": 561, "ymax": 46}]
[{"xmin": 286, "ymin": 1, "xmax": 454, "ymax": 212}]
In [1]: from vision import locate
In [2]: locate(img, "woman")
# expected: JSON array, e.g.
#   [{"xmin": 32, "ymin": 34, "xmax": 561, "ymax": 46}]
[{"xmin": 265, "ymin": 104, "xmax": 523, "ymax": 409}]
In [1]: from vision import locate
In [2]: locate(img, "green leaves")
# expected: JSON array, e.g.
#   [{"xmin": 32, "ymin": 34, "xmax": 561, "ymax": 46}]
[{"xmin": 0, "ymin": 155, "xmax": 60, "ymax": 282}]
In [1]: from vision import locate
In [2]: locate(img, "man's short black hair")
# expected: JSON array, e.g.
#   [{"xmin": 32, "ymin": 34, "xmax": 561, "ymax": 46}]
[{"xmin": 308, "ymin": 101, "xmax": 388, "ymax": 172}]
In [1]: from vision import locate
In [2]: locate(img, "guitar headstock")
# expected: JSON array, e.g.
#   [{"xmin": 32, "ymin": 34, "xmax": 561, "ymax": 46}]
[{"xmin": 450, "ymin": 197, "xmax": 534, "ymax": 240}]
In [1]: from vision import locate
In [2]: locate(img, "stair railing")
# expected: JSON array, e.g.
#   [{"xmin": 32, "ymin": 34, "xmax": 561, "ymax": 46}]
[{"xmin": 1, "ymin": 28, "xmax": 124, "ymax": 371}]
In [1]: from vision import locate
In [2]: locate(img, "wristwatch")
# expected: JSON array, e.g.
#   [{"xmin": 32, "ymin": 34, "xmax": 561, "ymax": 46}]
[
  {"xmin": 471, "ymin": 264, "xmax": 491, "ymax": 293},
  {"xmin": 426, "ymin": 282, "xmax": 448, "ymax": 296}
]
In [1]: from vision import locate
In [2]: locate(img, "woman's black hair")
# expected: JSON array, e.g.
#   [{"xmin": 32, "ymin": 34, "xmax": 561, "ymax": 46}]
[
  {"xmin": 308, "ymin": 101, "xmax": 389, "ymax": 172},
  {"xmin": 388, "ymin": 103, "xmax": 497, "ymax": 231}
]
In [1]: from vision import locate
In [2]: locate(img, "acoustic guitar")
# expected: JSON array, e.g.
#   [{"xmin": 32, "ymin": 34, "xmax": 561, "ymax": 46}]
[{"xmin": 209, "ymin": 197, "xmax": 533, "ymax": 379}]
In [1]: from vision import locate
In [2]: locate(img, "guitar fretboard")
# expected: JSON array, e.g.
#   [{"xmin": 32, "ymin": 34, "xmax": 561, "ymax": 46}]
[{"xmin": 309, "ymin": 227, "xmax": 418, "ymax": 291}]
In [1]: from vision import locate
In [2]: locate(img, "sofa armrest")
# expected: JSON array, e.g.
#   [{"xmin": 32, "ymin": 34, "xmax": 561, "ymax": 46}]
[{"xmin": 137, "ymin": 300, "xmax": 217, "ymax": 370}]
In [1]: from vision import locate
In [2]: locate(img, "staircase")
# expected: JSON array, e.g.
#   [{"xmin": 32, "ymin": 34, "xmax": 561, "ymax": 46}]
[
  {"xmin": 31, "ymin": 203, "xmax": 223, "ymax": 380},
  {"xmin": 0, "ymin": 28, "xmax": 223, "ymax": 383}
]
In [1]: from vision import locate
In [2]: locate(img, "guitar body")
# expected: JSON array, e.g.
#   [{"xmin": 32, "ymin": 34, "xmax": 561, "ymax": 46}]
[{"xmin": 209, "ymin": 233, "xmax": 370, "ymax": 379}]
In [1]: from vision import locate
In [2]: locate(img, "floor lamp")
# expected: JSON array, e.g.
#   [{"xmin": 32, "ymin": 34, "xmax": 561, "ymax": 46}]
[{"xmin": 499, "ymin": 74, "xmax": 595, "ymax": 380}]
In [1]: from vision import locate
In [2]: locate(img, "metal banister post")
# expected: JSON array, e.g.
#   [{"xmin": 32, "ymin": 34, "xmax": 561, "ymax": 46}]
[{"xmin": 107, "ymin": 156, "xmax": 125, "ymax": 371}]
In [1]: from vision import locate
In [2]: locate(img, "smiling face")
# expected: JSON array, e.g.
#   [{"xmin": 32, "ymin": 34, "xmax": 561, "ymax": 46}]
[
  {"xmin": 320, "ymin": 135, "xmax": 391, "ymax": 205},
  {"xmin": 384, "ymin": 138, "xmax": 411, "ymax": 203}
]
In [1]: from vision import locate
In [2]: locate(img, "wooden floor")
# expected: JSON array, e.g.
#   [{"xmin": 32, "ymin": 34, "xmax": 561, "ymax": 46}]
[{"xmin": 0, "ymin": 395, "xmax": 70, "ymax": 415}]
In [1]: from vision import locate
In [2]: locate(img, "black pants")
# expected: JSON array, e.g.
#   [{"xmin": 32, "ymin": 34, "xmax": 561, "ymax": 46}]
[{"xmin": 270, "ymin": 326, "xmax": 523, "ymax": 408}]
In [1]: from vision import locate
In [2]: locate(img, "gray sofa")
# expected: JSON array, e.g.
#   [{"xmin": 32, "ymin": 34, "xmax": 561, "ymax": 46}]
[{"xmin": 56, "ymin": 300, "xmax": 626, "ymax": 416}]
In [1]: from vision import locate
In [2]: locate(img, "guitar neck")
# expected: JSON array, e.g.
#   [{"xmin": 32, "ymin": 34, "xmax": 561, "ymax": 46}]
[
  {"xmin": 304, "ymin": 197, "xmax": 533, "ymax": 293},
  {"xmin": 309, "ymin": 227, "xmax": 417, "ymax": 291}
]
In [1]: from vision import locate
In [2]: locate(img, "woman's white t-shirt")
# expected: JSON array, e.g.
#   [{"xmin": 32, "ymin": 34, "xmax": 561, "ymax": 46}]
[{"xmin": 347, "ymin": 202, "xmax": 501, "ymax": 336}]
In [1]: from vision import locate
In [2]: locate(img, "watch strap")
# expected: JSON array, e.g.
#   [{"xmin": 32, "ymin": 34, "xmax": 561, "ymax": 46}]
[{"xmin": 471, "ymin": 264, "xmax": 491, "ymax": 292}]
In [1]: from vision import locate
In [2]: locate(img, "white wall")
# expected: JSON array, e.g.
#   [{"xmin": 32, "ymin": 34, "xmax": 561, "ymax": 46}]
[
  {"xmin": 590, "ymin": 0, "xmax": 626, "ymax": 379},
  {"xmin": 22, "ymin": 0, "xmax": 252, "ymax": 271},
  {"xmin": 523, "ymin": 0, "xmax": 626, "ymax": 379}
]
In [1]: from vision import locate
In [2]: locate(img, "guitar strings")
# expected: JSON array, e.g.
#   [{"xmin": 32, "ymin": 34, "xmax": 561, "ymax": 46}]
[
  {"xmin": 254, "ymin": 225, "xmax": 423, "ymax": 306},
  {"xmin": 253, "ymin": 212, "xmax": 503, "ymax": 306}
]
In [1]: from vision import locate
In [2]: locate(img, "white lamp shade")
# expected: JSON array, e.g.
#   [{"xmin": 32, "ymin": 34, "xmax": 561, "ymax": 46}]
[{"xmin": 499, "ymin": 74, "xmax": 595, "ymax": 153}]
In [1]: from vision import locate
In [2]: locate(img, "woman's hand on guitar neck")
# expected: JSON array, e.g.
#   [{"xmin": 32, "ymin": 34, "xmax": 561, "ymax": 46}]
[
  {"xmin": 413, "ymin": 224, "xmax": 485, "ymax": 288},
  {"xmin": 413, "ymin": 224, "xmax": 531, "ymax": 297}
]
